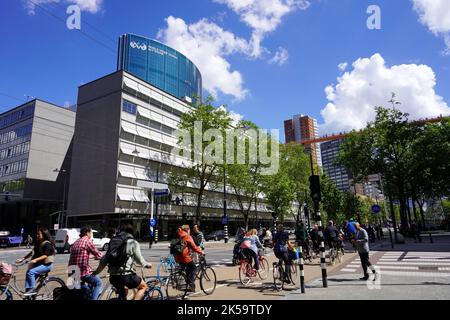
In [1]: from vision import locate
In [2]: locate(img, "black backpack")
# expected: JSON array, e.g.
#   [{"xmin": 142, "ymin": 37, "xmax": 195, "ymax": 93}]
[
  {"xmin": 169, "ymin": 237, "xmax": 185, "ymax": 255},
  {"xmin": 106, "ymin": 232, "xmax": 133, "ymax": 267}
]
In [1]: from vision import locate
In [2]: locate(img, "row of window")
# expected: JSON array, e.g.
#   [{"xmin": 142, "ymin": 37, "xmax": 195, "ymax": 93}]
[
  {"xmin": 0, "ymin": 106, "xmax": 34, "ymax": 130},
  {"xmin": 0, "ymin": 178, "xmax": 25, "ymax": 193},
  {"xmin": 0, "ymin": 141, "xmax": 30, "ymax": 161},
  {"xmin": 0, "ymin": 124, "xmax": 32, "ymax": 146},
  {"xmin": 0, "ymin": 159, "xmax": 28, "ymax": 178}
]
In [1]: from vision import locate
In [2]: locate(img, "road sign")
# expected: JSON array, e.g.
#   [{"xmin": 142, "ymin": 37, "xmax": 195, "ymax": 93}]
[
  {"xmin": 222, "ymin": 216, "xmax": 228, "ymax": 225},
  {"xmin": 150, "ymin": 218, "xmax": 156, "ymax": 227},
  {"xmin": 154, "ymin": 189, "xmax": 170, "ymax": 196},
  {"xmin": 372, "ymin": 205, "xmax": 381, "ymax": 214}
]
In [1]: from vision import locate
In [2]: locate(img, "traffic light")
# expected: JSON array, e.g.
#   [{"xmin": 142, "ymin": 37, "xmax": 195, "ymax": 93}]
[{"xmin": 309, "ymin": 175, "xmax": 321, "ymax": 202}]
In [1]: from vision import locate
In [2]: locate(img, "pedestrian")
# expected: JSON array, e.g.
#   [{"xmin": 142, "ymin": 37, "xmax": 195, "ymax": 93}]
[
  {"xmin": 26, "ymin": 234, "xmax": 33, "ymax": 249},
  {"xmin": 295, "ymin": 221, "xmax": 310, "ymax": 257},
  {"xmin": 353, "ymin": 223, "xmax": 378, "ymax": 281}
]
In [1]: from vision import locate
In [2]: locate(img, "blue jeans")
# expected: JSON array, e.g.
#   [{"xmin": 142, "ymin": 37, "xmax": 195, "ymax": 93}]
[
  {"xmin": 25, "ymin": 264, "xmax": 53, "ymax": 290},
  {"xmin": 81, "ymin": 275, "xmax": 103, "ymax": 300}
]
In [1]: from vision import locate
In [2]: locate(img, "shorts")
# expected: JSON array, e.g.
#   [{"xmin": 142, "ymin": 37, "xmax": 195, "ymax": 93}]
[{"xmin": 110, "ymin": 274, "xmax": 142, "ymax": 292}]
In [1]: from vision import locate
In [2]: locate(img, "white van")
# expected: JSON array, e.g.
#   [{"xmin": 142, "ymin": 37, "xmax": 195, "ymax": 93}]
[
  {"xmin": 55, "ymin": 228, "xmax": 110, "ymax": 254},
  {"xmin": 55, "ymin": 228, "xmax": 80, "ymax": 254}
]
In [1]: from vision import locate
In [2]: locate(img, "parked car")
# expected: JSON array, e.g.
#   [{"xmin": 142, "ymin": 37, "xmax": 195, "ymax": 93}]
[
  {"xmin": 0, "ymin": 231, "xmax": 23, "ymax": 248},
  {"xmin": 205, "ymin": 230, "xmax": 226, "ymax": 242},
  {"xmin": 55, "ymin": 229, "xmax": 110, "ymax": 254}
]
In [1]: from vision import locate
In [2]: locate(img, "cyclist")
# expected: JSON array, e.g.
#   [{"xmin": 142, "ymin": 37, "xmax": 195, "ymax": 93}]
[
  {"xmin": 173, "ymin": 225, "xmax": 204, "ymax": 292},
  {"xmin": 324, "ymin": 220, "xmax": 340, "ymax": 251},
  {"xmin": 240, "ymin": 229, "xmax": 263, "ymax": 275},
  {"xmin": 309, "ymin": 224, "xmax": 320, "ymax": 254},
  {"xmin": 272, "ymin": 224, "xmax": 296, "ymax": 284},
  {"xmin": 295, "ymin": 221, "xmax": 310, "ymax": 258},
  {"xmin": 93, "ymin": 223, "xmax": 151, "ymax": 300},
  {"xmin": 68, "ymin": 226, "xmax": 103, "ymax": 300},
  {"xmin": 344, "ymin": 219, "xmax": 357, "ymax": 250},
  {"xmin": 15, "ymin": 228, "xmax": 56, "ymax": 295}
]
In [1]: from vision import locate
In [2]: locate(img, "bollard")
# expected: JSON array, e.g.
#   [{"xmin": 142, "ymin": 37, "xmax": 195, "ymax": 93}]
[
  {"xmin": 224, "ymin": 225, "xmax": 229, "ymax": 244},
  {"xmin": 316, "ymin": 210, "xmax": 328, "ymax": 288},
  {"xmin": 299, "ymin": 246, "xmax": 306, "ymax": 293},
  {"xmin": 154, "ymin": 228, "xmax": 159, "ymax": 243}
]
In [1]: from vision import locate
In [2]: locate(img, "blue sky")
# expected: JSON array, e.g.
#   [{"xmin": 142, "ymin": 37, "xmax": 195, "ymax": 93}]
[{"xmin": 1, "ymin": 0, "xmax": 449, "ymax": 139}]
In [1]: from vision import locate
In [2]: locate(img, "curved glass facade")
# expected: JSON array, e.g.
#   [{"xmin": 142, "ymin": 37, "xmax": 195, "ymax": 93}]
[{"xmin": 117, "ymin": 34, "xmax": 202, "ymax": 104}]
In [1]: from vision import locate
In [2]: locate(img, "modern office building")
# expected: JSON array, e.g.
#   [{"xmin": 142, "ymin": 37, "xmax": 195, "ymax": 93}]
[
  {"xmin": 117, "ymin": 34, "xmax": 202, "ymax": 104},
  {"xmin": 284, "ymin": 114, "xmax": 322, "ymax": 167},
  {"xmin": 67, "ymin": 34, "xmax": 272, "ymax": 238},
  {"xmin": 320, "ymin": 138, "xmax": 351, "ymax": 192},
  {"xmin": 0, "ymin": 99, "xmax": 75, "ymax": 234}
]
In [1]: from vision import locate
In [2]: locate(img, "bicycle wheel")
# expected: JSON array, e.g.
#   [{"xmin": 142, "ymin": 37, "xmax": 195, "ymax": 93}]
[
  {"xmin": 166, "ymin": 272, "xmax": 187, "ymax": 300},
  {"xmin": 200, "ymin": 267, "xmax": 216, "ymax": 295},
  {"xmin": 144, "ymin": 287, "xmax": 164, "ymax": 300},
  {"xmin": 0, "ymin": 287, "xmax": 13, "ymax": 301},
  {"xmin": 35, "ymin": 277, "xmax": 65, "ymax": 300},
  {"xmin": 239, "ymin": 262, "xmax": 252, "ymax": 286},
  {"xmin": 105, "ymin": 286, "xmax": 136, "ymax": 300},
  {"xmin": 273, "ymin": 263, "xmax": 283, "ymax": 291},
  {"xmin": 289, "ymin": 263, "xmax": 298, "ymax": 286},
  {"xmin": 258, "ymin": 257, "xmax": 269, "ymax": 280}
]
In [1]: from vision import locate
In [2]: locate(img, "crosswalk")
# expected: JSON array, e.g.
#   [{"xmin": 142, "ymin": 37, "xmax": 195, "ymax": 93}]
[{"xmin": 340, "ymin": 251, "xmax": 450, "ymax": 277}]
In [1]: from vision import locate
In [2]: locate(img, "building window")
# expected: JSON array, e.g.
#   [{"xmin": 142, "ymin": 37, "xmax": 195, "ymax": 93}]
[{"xmin": 122, "ymin": 100, "xmax": 137, "ymax": 115}]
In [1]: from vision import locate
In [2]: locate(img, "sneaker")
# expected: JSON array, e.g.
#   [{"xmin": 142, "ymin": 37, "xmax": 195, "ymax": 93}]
[
  {"xmin": 373, "ymin": 273, "xmax": 379, "ymax": 281},
  {"xmin": 187, "ymin": 285, "xmax": 196, "ymax": 293},
  {"xmin": 359, "ymin": 276, "xmax": 369, "ymax": 281},
  {"xmin": 23, "ymin": 290, "xmax": 37, "ymax": 297}
]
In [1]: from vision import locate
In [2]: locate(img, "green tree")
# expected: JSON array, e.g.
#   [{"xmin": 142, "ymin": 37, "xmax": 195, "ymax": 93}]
[
  {"xmin": 173, "ymin": 97, "xmax": 232, "ymax": 222},
  {"xmin": 320, "ymin": 174, "xmax": 344, "ymax": 223}
]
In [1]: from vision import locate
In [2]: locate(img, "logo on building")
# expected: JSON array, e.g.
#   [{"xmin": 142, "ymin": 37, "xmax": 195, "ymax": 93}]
[{"xmin": 130, "ymin": 41, "xmax": 147, "ymax": 51}]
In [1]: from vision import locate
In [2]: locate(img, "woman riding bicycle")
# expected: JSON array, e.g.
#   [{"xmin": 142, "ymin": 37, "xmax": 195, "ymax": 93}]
[
  {"xmin": 239, "ymin": 229, "xmax": 263, "ymax": 274},
  {"xmin": 273, "ymin": 224, "xmax": 296, "ymax": 284},
  {"xmin": 16, "ymin": 228, "xmax": 56, "ymax": 295}
]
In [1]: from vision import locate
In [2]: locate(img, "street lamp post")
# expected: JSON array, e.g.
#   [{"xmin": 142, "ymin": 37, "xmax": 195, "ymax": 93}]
[{"xmin": 53, "ymin": 168, "xmax": 67, "ymax": 227}]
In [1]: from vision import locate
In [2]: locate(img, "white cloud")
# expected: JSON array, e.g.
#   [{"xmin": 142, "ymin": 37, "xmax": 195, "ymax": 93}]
[
  {"xmin": 158, "ymin": 16, "xmax": 250, "ymax": 101},
  {"xmin": 217, "ymin": 105, "xmax": 244, "ymax": 126},
  {"xmin": 320, "ymin": 53, "xmax": 450, "ymax": 134},
  {"xmin": 213, "ymin": 0, "xmax": 310, "ymax": 57},
  {"xmin": 269, "ymin": 47, "xmax": 289, "ymax": 66},
  {"xmin": 412, "ymin": 0, "xmax": 450, "ymax": 54},
  {"xmin": 24, "ymin": 0, "xmax": 102, "ymax": 15},
  {"xmin": 338, "ymin": 62, "xmax": 348, "ymax": 71}
]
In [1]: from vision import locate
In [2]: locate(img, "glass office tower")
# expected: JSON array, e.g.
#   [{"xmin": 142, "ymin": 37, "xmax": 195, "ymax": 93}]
[{"xmin": 117, "ymin": 34, "xmax": 202, "ymax": 104}]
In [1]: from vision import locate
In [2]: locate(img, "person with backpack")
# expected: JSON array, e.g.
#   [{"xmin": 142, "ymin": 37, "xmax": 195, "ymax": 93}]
[
  {"xmin": 68, "ymin": 226, "xmax": 103, "ymax": 300},
  {"xmin": 93, "ymin": 223, "xmax": 151, "ymax": 300},
  {"xmin": 172, "ymin": 225, "xmax": 203, "ymax": 292},
  {"xmin": 15, "ymin": 228, "xmax": 56, "ymax": 295}
]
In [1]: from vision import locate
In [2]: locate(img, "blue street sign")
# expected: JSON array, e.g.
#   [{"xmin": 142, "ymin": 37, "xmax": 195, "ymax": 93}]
[
  {"xmin": 372, "ymin": 205, "xmax": 381, "ymax": 214},
  {"xmin": 150, "ymin": 218, "xmax": 156, "ymax": 227},
  {"xmin": 154, "ymin": 189, "xmax": 169, "ymax": 196},
  {"xmin": 222, "ymin": 216, "xmax": 228, "ymax": 225}
]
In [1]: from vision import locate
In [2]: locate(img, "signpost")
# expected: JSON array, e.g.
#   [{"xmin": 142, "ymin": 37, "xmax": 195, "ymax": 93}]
[{"xmin": 372, "ymin": 205, "xmax": 381, "ymax": 214}]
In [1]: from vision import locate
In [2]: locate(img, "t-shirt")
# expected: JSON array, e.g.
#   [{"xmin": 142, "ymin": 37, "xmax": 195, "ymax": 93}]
[
  {"xmin": 32, "ymin": 241, "xmax": 54, "ymax": 265},
  {"xmin": 273, "ymin": 231, "xmax": 289, "ymax": 252}
]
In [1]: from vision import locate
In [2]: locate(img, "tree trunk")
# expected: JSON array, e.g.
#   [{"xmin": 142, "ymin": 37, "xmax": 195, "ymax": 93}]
[
  {"xmin": 416, "ymin": 199, "xmax": 427, "ymax": 231},
  {"xmin": 412, "ymin": 195, "xmax": 419, "ymax": 223},
  {"xmin": 389, "ymin": 196, "xmax": 398, "ymax": 242},
  {"xmin": 196, "ymin": 190, "xmax": 203, "ymax": 223}
]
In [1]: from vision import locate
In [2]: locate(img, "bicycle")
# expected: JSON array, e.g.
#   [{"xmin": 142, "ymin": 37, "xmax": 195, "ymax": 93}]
[
  {"xmin": 166, "ymin": 255, "xmax": 216, "ymax": 300},
  {"xmin": 0, "ymin": 261, "xmax": 65, "ymax": 300},
  {"xmin": 144, "ymin": 255, "xmax": 178, "ymax": 300},
  {"xmin": 238, "ymin": 250, "xmax": 269, "ymax": 286},
  {"xmin": 327, "ymin": 241, "xmax": 343, "ymax": 266},
  {"xmin": 273, "ymin": 251, "xmax": 299, "ymax": 291}
]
